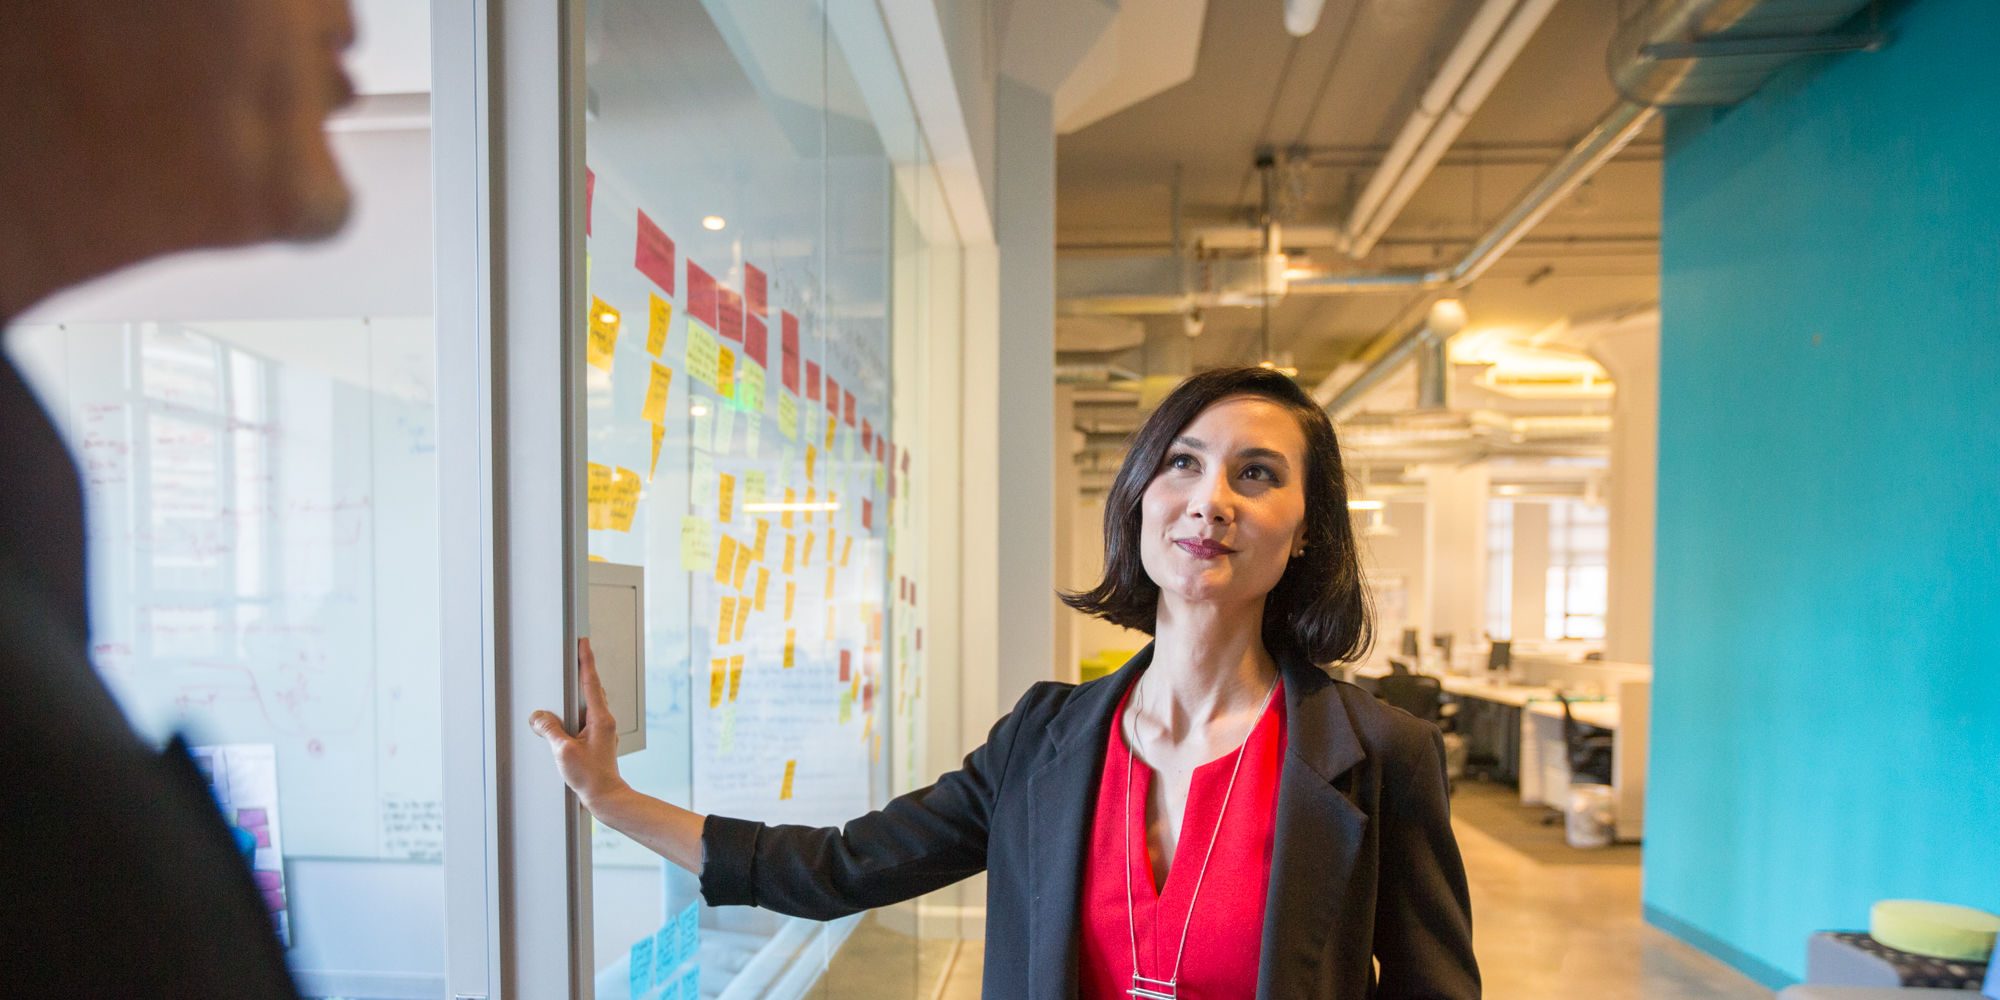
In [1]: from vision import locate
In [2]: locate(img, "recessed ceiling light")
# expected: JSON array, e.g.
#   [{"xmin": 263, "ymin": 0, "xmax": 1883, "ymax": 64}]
[{"xmin": 701, "ymin": 215, "xmax": 726, "ymax": 231}]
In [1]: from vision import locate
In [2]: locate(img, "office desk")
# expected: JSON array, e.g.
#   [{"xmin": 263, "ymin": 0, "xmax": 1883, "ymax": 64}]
[{"xmin": 1516, "ymin": 684, "xmax": 1648, "ymax": 841}]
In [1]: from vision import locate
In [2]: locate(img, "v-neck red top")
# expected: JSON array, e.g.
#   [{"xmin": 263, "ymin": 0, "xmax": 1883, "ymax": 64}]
[{"xmin": 1079, "ymin": 677, "xmax": 1287, "ymax": 999}]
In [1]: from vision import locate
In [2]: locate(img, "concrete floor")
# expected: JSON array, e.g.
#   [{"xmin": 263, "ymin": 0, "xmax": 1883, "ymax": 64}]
[{"xmin": 826, "ymin": 780, "xmax": 1775, "ymax": 999}]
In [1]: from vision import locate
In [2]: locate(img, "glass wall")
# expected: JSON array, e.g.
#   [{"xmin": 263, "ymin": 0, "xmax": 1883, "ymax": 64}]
[{"xmin": 580, "ymin": 1, "xmax": 957, "ymax": 996}]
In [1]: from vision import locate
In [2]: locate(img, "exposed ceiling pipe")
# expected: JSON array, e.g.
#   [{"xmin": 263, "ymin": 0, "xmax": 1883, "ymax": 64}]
[{"xmin": 1343, "ymin": 0, "xmax": 1563, "ymax": 260}]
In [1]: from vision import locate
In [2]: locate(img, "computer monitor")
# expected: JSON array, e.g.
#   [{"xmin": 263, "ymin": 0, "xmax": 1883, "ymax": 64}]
[
  {"xmin": 1431, "ymin": 632, "xmax": 1454, "ymax": 666},
  {"xmin": 1486, "ymin": 640, "xmax": 1512, "ymax": 673},
  {"xmin": 1400, "ymin": 628, "xmax": 1421, "ymax": 658}
]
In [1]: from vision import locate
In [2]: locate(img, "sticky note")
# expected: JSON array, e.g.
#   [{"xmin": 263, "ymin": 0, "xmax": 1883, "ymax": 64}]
[
  {"xmin": 805, "ymin": 446, "xmax": 817, "ymax": 483},
  {"xmin": 717, "ymin": 347, "xmax": 736, "ymax": 401},
  {"xmin": 782, "ymin": 488, "xmax": 797, "ymax": 529},
  {"xmin": 802, "ymin": 531, "xmax": 816, "ymax": 569},
  {"xmin": 646, "ymin": 294, "xmax": 673, "ymax": 357},
  {"xmin": 840, "ymin": 535, "xmax": 852, "ymax": 567},
  {"xmin": 587, "ymin": 296, "xmax": 621, "ymax": 371},
  {"xmin": 825, "ymin": 414, "xmax": 836, "ymax": 451},
  {"xmin": 690, "ymin": 403, "xmax": 714, "ymax": 451},
  {"xmin": 779, "ymin": 760, "xmax": 796, "ymax": 800},
  {"xmin": 685, "ymin": 321, "xmax": 721, "ymax": 389},
  {"xmin": 826, "ymin": 529, "xmax": 836, "ymax": 563},
  {"xmin": 733, "ymin": 597, "xmax": 749, "ymax": 642},
  {"xmin": 714, "ymin": 535, "xmax": 738, "ymax": 586},
  {"xmin": 752, "ymin": 519, "xmax": 770, "ymax": 563},
  {"xmin": 825, "ymin": 565, "xmax": 836, "ymax": 598},
  {"xmin": 782, "ymin": 534, "xmax": 796, "ymax": 575},
  {"xmin": 634, "ymin": 210, "xmax": 677, "ymax": 295},
  {"xmin": 825, "ymin": 604, "xmax": 836, "ymax": 641},
  {"xmin": 718, "ymin": 472, "xmax": 736, "ymax": 522},
  {"xmin": 745, "ymin": 419, "xmax": 762, "ymax": 460},
  {"xmin": 778, "ymin": 392, "xmax": 799, "ymax": 441},
  {"xmin": 862, "ymin": 497, "xmax": 872, "ymax": 531},
  {"xmin": 641, "ymin": 362, "xmax": 674, "ymax": 423},
  {"xmin": 708, "ymin": 658, "xmax": 727, "ymax": 708},
  {"xmin": 839, "ymin": 648, "xmax": 852, "ymax": 682},
  {"xmin": 754, "ymin": 567, "xmax": 770, "ymax": 611},
  {"xmin": 838, "ymin": 689, "xmax": 853, "ymax": 725},
  {"xmin": 727, "ymin": 654, "xmax": 744, "ymax": 701},
  {"xmin": 806, "ymin": 488, "xmax": 818, "ymax": 523},
  {"xmin": 724, "ymin": 596, "xmax": 748, "ymax": 644},
  {"xmin": 744, "ymin": 472, "xmax": 767, "ymax": 507},
  {"xmin": 650, "ymin": 423, "xmax": 665, "ymax": 481},
  {"xmin": 731, "ymin": 540, "xmax": 752, "ymax": 590},
  {"xmin": 609, "ymin": 466, "xmax": 642, "ymax": 532},
  {"xmin": 739, "ymin": 363, "xmax": 766, "ymax": 416},
  {"xmin": 714, "ymin": 403, "xmax": 736, "ymax": 454},
  {"xmin": 679, "ymin": 516, "xmax": 711, "ymax": 571},
  {"xmin": 785, "ymin": 582, "xmax": 796, "ymax": 621},
  {"xmin": 825, "ymin": 491, "xmax": 835, "ymax": 523},
  {"xmin": 629, "ymin": 935, "xmax": 656, "ymax": 998},
  {"xmin": 783, "ymin": 629, "xmax": 796, "ymax": 668},
  {"xmin": 587, "ymin": 462, "xmax": 613, "ymax": 530}
]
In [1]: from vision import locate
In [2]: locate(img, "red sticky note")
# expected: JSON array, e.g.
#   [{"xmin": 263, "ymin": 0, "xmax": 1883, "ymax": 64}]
[
  {"xmin": 862, "ymin": 498, "xmax": 872, "ymax": 530},
  {"xmin": 633, "ymin": 209, "xmax": 676, "ymax": 295},
  {"xmin": 826, "ymin": 376, "xmax": 840, "ymax": 414},
  {"xmin": 745, "ymin": 314, "xmax": 768, "ymax": 368},
  {"xmin": 916, "ymin": 627, "xmax": 922, "ymax": 650},
  {"xmin": 861, "ymin": 419, "xmax": 873, "ymax": 453},
  {"xmin": 585, "ymin": 167, "xmax": 596, "ymax": 236},
  {"xmin": 843, "ymin": 389, "xmax": 856, "ymax": 427},
  {"xmin": 839, "ymin": 649, "xmax": 852, "ymax": 682},
  {"xmin": 876, "ymin": 436, "xmax": 886, "ymax": 464},
  {"xmin": 717, "ymin": 286, "xmax": 743, "ymax": 342},
  {"xmin": 746, "ymin": 264, "xmax": 767, "ymax": 317},
  {"xmin": 687, "ymin": 263, "xmax": 718, "ymax": 327},
  {"xmin": 780, "ymin": 312, "xmax": 800, "ymax": 393},
  {"xmin": 806, "ymin": 361, "xmax": 821, "ymax": 402},
  {"xmin": 901, "ymin": 448, "xmax": 910, "ymax": 473}
]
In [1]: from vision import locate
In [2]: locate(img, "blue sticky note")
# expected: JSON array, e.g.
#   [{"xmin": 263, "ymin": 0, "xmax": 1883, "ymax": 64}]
[
  {"xmin": 675, "ymin": 962, "xmax": 699, "ymax": 999},
  {"xmin": 627, "ymin": 934, "xmax": 655, "ymax": 997},
  {"xmin": 676, "ymin": 901, "xmax": 699, "ymax": 958},
  {"xmin": 649, "ymin": 924, "xmax": 678, "ymax": 984}
]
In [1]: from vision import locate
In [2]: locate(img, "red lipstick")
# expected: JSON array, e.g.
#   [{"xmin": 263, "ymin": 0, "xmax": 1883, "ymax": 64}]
[{"xmin": 1174, "ymin": 538, "xmax": 1235, "ymax": 559}]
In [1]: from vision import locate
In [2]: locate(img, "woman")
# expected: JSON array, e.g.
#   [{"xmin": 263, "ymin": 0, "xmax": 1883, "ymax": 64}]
[{"xmin": 531, "ymin": 366, "xmax": 1479, "ymax": 999}]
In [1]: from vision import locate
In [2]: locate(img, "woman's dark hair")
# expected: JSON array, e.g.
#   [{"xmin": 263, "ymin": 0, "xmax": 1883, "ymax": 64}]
[{"xmin": 1061, "ymin": 366, "xmax": 1374, "ymax": 665}]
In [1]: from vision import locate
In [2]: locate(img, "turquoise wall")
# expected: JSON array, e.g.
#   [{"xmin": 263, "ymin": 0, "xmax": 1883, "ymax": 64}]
[{"xmin": 1648, "ymin": 0, "xmax": 2000, "ymax": 986}]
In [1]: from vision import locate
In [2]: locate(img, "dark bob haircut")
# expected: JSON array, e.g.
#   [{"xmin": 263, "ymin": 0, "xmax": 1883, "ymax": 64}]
[{"xmin": 1061, "ymin": 366, "xmax": 1374, "ymax": 665}]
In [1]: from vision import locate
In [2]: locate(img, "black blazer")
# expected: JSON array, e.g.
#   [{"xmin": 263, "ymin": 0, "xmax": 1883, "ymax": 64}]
[{"xmin": 701, "ymin": 643, "xmax": 1479, "ymax": 999}]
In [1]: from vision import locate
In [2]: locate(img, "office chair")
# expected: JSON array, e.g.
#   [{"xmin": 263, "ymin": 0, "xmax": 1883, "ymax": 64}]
[
  {"xmin": 1560, "ymin": 692, "xmax": 1616, "ymax": 786},
  {"xmin": 1387, "ymin": 657, "xmax": 1413, "ymax": 676},
  {"xmin": 1376, "ymin": 674, "xmax": 1444, "ymax": 724}
]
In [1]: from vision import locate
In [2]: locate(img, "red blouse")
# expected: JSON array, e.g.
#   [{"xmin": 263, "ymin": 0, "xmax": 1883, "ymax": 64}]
[{"xmin": 1080, "ymin": 677, "xmax": 1287, "ymax": 999}]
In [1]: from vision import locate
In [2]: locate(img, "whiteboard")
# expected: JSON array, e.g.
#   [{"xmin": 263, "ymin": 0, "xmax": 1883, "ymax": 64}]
[{"xmin": 6, "ymin": 318, "xmax": 444, "ymax": 861}]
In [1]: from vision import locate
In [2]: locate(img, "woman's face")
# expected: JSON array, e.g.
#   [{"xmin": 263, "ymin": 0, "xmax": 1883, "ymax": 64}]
[{"xmin": 1138, "ymin": 394, "xmax": 1311, "ymax": 612}]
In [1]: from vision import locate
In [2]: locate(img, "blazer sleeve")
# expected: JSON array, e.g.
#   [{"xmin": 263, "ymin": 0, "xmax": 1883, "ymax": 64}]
[
  {"xmin": 698, "ymin": 681, "xmax": 1055, "ymax": 921},
  {"xmin": 1373, "ymin": 724, "xmax": 1482, "ymax": 1000}
]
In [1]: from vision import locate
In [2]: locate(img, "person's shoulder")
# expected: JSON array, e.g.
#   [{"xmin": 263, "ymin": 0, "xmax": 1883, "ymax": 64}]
[{"xmin": 1324, "ymin": 674, "xmax": 1444, "ymax": 760}]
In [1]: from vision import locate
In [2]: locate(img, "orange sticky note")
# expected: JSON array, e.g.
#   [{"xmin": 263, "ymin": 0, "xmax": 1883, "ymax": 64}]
[
  {"xmin": 718, "ymin": 472, "xmax": 736, "ymax": 522},
  {"xmin": 715, "ymin": 534, "xmax": 738, "ymax": 586},
  {"xmin": 708, "ymin": 657, "xmax": 727, "ymax": 708},
  {"xmin": 825, "ymin": 529, "xmax": 836, "ymax": 563},
  {"xmin": 825, "ymin": 565, "xmax": 836, "ymax": 598},
  {"xmin": 785, "ymin": 582, "xmax": 796, "ymax": 621},
  {"xmin": 806, "ymin": 488, "xmax": 818, "ymax": 523},
  {"xmin": 754, "ymin": 567, "xmax": 770, "ymax": 611},
  {"xmin": 717, "ymin": 347, "xmax": 736, "ymax": 399},
  {"xmin": 782, "ymin": 534, "xmax": 796, "ymax": 575},
  {"xmin": 782, "ymin": 487, "xmax": 796, "ymax": 529},
  {"xmin": 727, "ymin": 653, "xmax": 744, "ymax": 701},
  {"xmin": 824, "ymin": 414, "xmax": 835, "ymax": 450},
  {"xmin": 840, "ymin": 535, "xmax": 853, "ymax": 568},
  {"xmin": 731, "ymin": 540, "xmax": 752, "ymax": 590},
  {"xmin": 587, "ymin": 296, "xmax": 621, "ymax": 371},
  {"xmin": 806, "ymin": 446, "xmax": 817, "ymax": 483},
  {"xmin": 753, "ymin": 519, "xmax": 770, "ymax": 563},
  {"xmin": 779, "ymin": 759, "xmax": 796, "ymax": 800},
  {"xmin": 649, "ymin": 423, "xmax": 665, "ymax": 481},
  {"xmin": 783, "ymin": 628, "xmax": 796, "ymax": 668},
  {"xmin": 733, "ymin": 597, "xmax": 749, "ymax": 643},
  {"xmin": 608, "ymin": 466, "xmax": 642, "ymax": 532},
  {"xmin": 802, "ymin": 531, "xmax": 815, "ymax": 569},
  {"xmin": 646, "ymin": 293, "xmax": 672, "ymax": 357},
  {"xmin": 641, "ymin": 361, "xmax": 674, "ymax": 423},
  {"xmin": 724, "ymin": 596, "xmax": 748, "ymax": 644}
]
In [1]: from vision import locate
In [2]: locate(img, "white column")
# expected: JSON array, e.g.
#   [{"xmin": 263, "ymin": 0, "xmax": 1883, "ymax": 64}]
[
  {"xmin": 1422, "ymin": 463, "xmax": 1489, "ymax": 661},
  {"xmin": 1588, "ymin": 319, "xmax": 1659, "ymax": 665}
]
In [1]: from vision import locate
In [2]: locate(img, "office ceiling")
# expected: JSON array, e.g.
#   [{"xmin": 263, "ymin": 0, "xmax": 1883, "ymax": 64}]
[{"xmin": 1056, "ymin": 0, "xmax": 1663, "ymax": 391}]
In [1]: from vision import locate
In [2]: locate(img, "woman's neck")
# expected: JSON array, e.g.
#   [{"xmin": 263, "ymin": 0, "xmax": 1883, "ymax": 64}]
[{"xmin": 1141, "ymin": 594, "xmax": 1280, "ymax": 738}]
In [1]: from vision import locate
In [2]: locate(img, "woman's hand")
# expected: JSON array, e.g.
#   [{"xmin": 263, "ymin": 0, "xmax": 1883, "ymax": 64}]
[{"xmin": 529, "ymin": 638, "xmax": 630, "ymax": 809}]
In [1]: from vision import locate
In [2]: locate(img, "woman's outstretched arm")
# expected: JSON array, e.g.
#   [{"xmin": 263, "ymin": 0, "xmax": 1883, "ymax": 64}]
[{"xmin": 528, "ymin": 639, "xmax": 707, "ymax": 874}]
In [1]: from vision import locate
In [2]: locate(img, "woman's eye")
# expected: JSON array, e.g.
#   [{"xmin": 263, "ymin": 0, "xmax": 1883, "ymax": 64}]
[
  {"xmin": 1167, "ymin": 453, "xmax": 1197, "ymax": 471},
  {"xmin": 1241, "ymin": 464, "xmax": 1276, "ymax": 482}
]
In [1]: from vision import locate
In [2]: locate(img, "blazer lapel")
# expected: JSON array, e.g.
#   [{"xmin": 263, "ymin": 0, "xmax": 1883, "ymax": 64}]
[
  {"xmin": 1255, "ymin": 652, "xmax": 1369, "ymax": 1000},
  {"xmin": 1024, "ymin": 644, "xmax": 1149, "ymax": 1000}
]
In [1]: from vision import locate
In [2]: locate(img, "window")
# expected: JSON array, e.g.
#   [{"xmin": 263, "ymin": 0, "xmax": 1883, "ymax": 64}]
[
  {"xmin": 1485, "ymin": 500, "xmax": 1514, "ymax": 640},
  {"xmin": 1545, "ymin": 499, "xmax": 1609, "ymax": 640}
]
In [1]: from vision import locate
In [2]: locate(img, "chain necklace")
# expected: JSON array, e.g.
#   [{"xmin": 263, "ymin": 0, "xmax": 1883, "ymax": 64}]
[{"xmin": 1122, "ymin": 673, "xmax": 1280, "ymax": 1000}]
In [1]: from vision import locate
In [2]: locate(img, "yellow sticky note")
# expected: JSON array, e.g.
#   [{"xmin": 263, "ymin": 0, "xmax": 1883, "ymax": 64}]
[
  {"xmin": 679, "ymin": 516, "xmax": 712, "ymax": 571},
  {"xmin": 785, "ymin": 582, "xmax": 796, "ymax": 621},
  {"xmin": 753, "ymin": 519, "xmax": 770, "ymax": 563},
  {"xmin": 724, "ymin": 596, "xmax": 748, "ymax": 644},
  {"xmin": 739, "ymin": 363, "xmax": 766, "ymax": 415},
  {"xmin": 718, "ymin": 472, "xmax": 736, "ymax": 523},
  {"xmin": 782, "ymin": 534, "xmax": 796, "ymax": 575},
  {"xmin": 825, "ymin": 604, "xmax": 836, "ymax": 641},
  {"xmin": 647, "ymin": 294, "xmax": 673, "ymax": 358},
  {"xmin": 782, "ymin": 487, "xmax": 797, "ymax": 529},
  {"xmin": 744, "ymin": 471, "xmax": 767, "ymax": 507},
  {"xmin": 778, "ymin": 391, "xmax": 799, "ymax": 441},
  {"xmin": 709, "ymin": 658, "xmax": 727, "ymax": 708},
  {"xmin": 715, "ymin": 534, "xmax": 738, "ymax": 586},
  {"xmin": 783, "ymin": 628, "xmax": 796, "ymax": 668},
  {"xmin": 650, "ymin": 422, "xmax": 665, "ymax": 481},
  {"xmin": 802, "ymin": 531, "xmax": 816, "ymax": 569},
  {"xmin": 755, "ymin": 567, "xmax": 770, "ymax": 612},
  {"xmin": 825, "ymin": 564, "xmax": 836, "ymax": 598},
  {"xmin": 586, "ymin": 462, "xmax": 613, "ymax": 530},
  {"xmin": 587, "ymin": 296, "xmax": 621, "ymax": 371},
  {"xmin": 717, "ymin": 347, "xmax": 737, "ymax": 400},
  {"xmin": 826, "ymin": 529, "xmax": 836, "ymax": 564},
  {"xmin": 806, "ymin": 446, "xmax": 817, "ymax": 483},
  {"xmin": 684, "ymin": 320, "xmax": 721, "ymax": 389},
  {"xmin": 838, "ymin": 689, "xmax": 853, "ymax": 725},
  {"xmin": 840, "ymin": 535, "xmax": 853, "ymax": 568},
  {"xmin": 641, "ymin": 361, "xmax": 674, "ymax": 424},
  {"xmin": 806, "ymin": 488, "xmax": 818, "ymax": 523},
  {"xmin": 727, "ymin": 653, "xmax": 744, "ymax": 701},
  {"xmin": 779, "ymin": 759, "xmax": 796, "ymax": 800},
  {"xmin": 732, "ymin": 540, "xmax": 752, "ymax": 591},
  {"xmin": 609, "ymin": 466, "xmax": 642, "ymax": 532},
  {"xmin": 826, "ymin": 491, "xmax": 837, "ymax": 524},
  {"xmin": 733, "ymin": 596, "xmax": 749, "ymax": 643},
  {"xmin": 825, "ymin": 414, "xmax": 836, "ymax": 451}
]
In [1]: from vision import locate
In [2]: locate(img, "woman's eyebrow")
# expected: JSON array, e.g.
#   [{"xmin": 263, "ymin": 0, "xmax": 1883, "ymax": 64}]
[{"xmin": 1175, "ymin": 435, "xmax": 1291, "ymax": 467}]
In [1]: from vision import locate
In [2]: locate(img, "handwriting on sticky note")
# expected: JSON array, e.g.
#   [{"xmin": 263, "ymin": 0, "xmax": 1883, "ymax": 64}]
[
  {"xmin": 755, "ymin": 567, "xmax": 770, "ymax": 612},
  {"xmin": 679, "ymin": 516, "xmax": 711, "ymax": 571},
  {"xmin": 715, "ymin": 535, "xmax": 737, "ymax": 586},
  {"xmin": 641, "ymin": 362, "xmax": 673, "ymax": 424},
  {"xmin": 802, "ymin": 531, "xmax": 815, "ymax": 569},
  {"xmin": 708, "ymin": 658, "xmax": 727, "ymax": 708},
  {"xmin": 738, "ymin": 363, "xmax": 766, "ymax": 416},
  {"xmin": 785, "ymin": 581, "xmax": 796, "ymax": 621},
  {"xmin": 733, "ymin": 595, "xmax": 749, "ymax": 643},
  {"xmin": 731, "ymin": 540, "xmax": 752, "ymax": 591},
  {"xmin": 717, "ymin": 348, "xmax": 737, "ymax": 400},
  {"xmin": 779, "ymin": 391, "xmax": 799, "ymax": 441},
  {"xmin": 744, "ymin": 471, "xmax": 767, "ymax": 508},
  {"xmin": 587, "ymin": 297, "xmax": 621, "ymax": 371},
  {"xmin": 782, "ymin": 487, "xmax": 797, "ymax": 529},
  {"xmin": 727, "ymin": 654, "xmax": 743, "ymax": 701},
  {"xmin": 782, "ymin": 533, "xmax": 796, "ymax": 575},
  {"xmin": 609, "ymin": 467, "xmax": 642, "ymax": 532},
  {"xmin": 779, "ymin": 759, "xmax": 796, "ymax": 800},
  {"xmin": 716, "ymin": 596, "xmax": 736, "ymax": 643},
  {"xmin": 647, "ymin": 294, "xmax": 673, "ymax": 357},
  {"xmin": 587, "ymin": 462, "xmax": 613, "ymax": 530},
  {"xmin": 717, "ymin": 472, "xmax": 735, "ymax": 522},
  {"xmin": 650, "ymin": 423, "xmax": 665, "ymax": 481},
  {"xmin": 806, "ymin": 446, "xmax": 817, "ymax": 483},
  {"xmin": 685, "ymin": 321, "xmax": 721, "ymax": 389},
  {"xmin": 753, "ymin": 519, "xmax": 770, "ymax": 562},
  {"xmin": 783, "ymin": 628, "xmax": 796, "ymax": 668}
]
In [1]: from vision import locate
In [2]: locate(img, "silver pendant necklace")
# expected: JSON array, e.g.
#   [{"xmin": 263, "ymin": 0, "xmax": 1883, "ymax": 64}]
[{"xmin": 1123, "ymin": 672, "xmax": 1279, "ymax": 1000}]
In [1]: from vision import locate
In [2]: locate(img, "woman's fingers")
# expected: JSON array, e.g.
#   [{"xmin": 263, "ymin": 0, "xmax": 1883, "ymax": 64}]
[
  {"xmin": 529, "ymin": 709, "xmax": 573, "ymax": 748},
  {"xmin": 578, "ymin": 637, "xmax": 615, "ymax": 731}
]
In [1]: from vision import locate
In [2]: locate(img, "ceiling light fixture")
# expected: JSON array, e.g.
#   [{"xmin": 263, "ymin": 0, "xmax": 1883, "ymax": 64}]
[{"xmin": 701, "ymin": 215, "xmax": 726, "ymax": 231}]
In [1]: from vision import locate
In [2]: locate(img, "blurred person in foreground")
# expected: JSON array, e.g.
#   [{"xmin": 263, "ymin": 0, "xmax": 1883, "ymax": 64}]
[{"xmin": 0, "ymin": 0, "xmax": 358, "ymax": 994}]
